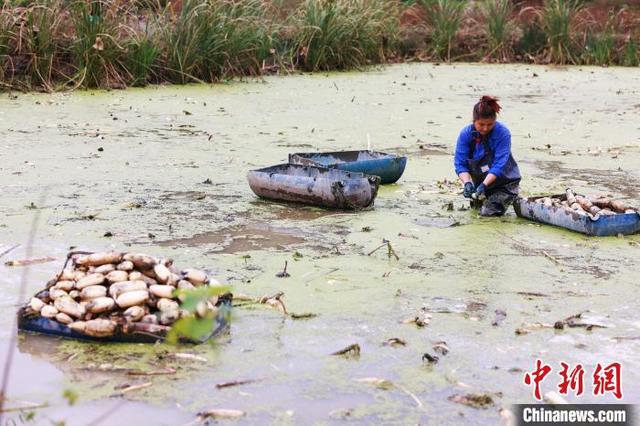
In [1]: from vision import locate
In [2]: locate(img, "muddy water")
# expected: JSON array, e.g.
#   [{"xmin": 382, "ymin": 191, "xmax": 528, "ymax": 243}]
[{"xmin": 0, "ymin": 63, "xmax": 639, "ymax": 425}]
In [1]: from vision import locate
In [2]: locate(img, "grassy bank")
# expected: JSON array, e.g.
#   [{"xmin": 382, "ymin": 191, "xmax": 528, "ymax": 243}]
[{"xmin": 0, "ymin": 0, "xmax": 638, "ymax": 91}]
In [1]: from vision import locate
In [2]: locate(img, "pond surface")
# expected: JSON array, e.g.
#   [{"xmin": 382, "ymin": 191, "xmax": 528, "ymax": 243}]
[{"xmin": 0, "ymin": 63, "xmax": 639, "ymax": 425}]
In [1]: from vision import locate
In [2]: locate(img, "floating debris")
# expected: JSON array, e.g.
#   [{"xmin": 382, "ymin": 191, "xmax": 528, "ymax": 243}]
[
  {"xmin": 0, "ymin": 244, "xmax": 20, "ymax": 259},
  {"xmin": 290, "ymin": 312, "xmax": 318, "ymax": 320},
  {"xmin": 448, "ymin": 393, "xmax": 494, "ymax": 409},
  {"xmin": 367, "ymin": 239, "xmax": 400, "ymax": 260},
  {"xmin": 127, "ymin": 367, "xmax": 176, "ymax": 376},
  {"xmin": 432, "ymin": 341, "xmax": 450, "ymax": 356},
  {"xmin": 492, "ymin": 309, "xmax": 507, "ymax": 327},
  {"xmin": 355, "ymin": 377, "xmax": 394, "ymax": 390},
  {"xmin": 195, "ymin": 409, "xmax": 246, "ymax": 420},
  {"xmin": 421, "ymin": 352, "xmax": 439, "ymax": 363},
  {"xmin": 515, "ymin": 322, "xmax": 554, "ymax": 335},
  {"xmin": 383, "ymin": 337, "xmax": 407, "ymax": 347},
  {"xmin": 553, "ymin": 312, "xmax": 608, "ymax": 330},
  {"xmin": 402, "ymin": 309, "xmax": 432, "ymax": 327},
  {"xmin": 276, "ymin": 261, "xmax": 290, "ymax": 278},
  {"xmin": 168, "ymin": 353, "xmax": 208, "ymax": 363},
  {"xmin": 215, "ymin": 379, "xmax": 260, "ymax": 389},
  {"xmin": 516, "ymin": 291, "xmax": 549, "ymax": 298},
  {"xmin": 5, "ymin": 257, "xmax": 56, "ymax": 267},
  {"xmin": 112, "ymin": 381, "xmax": 152, "ymax": 396},
  {"xmin": 612, "ymin": 336, "xmax": 640, "ymax": 341},
  {"xmin": 331, "ymin": 343, "xmax": 361, "ymax": 357},
  {"xmin": 258, "ymin": 292, "xmax": 288, "ymax": 315}
]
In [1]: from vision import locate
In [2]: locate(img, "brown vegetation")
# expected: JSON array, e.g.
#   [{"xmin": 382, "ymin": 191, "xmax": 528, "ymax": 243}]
[{"xmin": 0, "ymin": 0, "xmax": 638, "ymax": 92}]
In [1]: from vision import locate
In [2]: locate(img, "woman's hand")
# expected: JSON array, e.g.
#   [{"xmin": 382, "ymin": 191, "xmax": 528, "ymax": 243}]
[
  {"xmin": 472, "ymin": 183, "xmax": 486, "ymax": 200},
  {"xmin": 463, "ymin": 182, "xmax": 475, "ymax": 198}
]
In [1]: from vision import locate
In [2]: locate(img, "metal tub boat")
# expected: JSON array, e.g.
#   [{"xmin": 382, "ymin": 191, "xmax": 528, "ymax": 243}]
[
  {"xmin": 514, "ymin": 195, "xmax": 640, "ymax": 236},
  {"xmin": 288, "ymin": 150, "xmax": 407, "ymax": 184},
  {"xmin": 247, "ymin": 163, "xmax": 380, "ymax": 210}
]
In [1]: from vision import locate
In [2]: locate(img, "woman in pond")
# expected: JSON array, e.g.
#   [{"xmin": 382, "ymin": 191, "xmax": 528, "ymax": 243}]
[{"xmin": 454, "ymin": 95, "xmax": 521, "ymax": 216}]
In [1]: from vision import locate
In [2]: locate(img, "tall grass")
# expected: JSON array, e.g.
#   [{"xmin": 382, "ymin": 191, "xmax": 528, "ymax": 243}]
[
  {"xmin": 157, "ymin": 0, "xmax": 272, "ymax": 83},
  {"xmin": 418, "ymin": 0, "xmax": 465, "ymax": 61},
  {"xmin": 124, "ymin": 35, "xmax": 158, "ymax": 86},
  {"xmin": 581, "ymin": 28, "xmax": 614, "ymax": 65},
  {"xmin": 18, "ymin": 3, "xmax": 66, "ymax": 91},
  {"xmin": 539, "ymin": 0, "xmax": 583, "ymax": 64},
  {"xmin": 515, "ymin": 20, "xmax": 547, "ymax": 60},
  {"xmin": 622, "ymin": 38, "xmax": 639, "ymax": 67},
  {"xmin": 291, "ymin": 0, "xmax": 398, "ymax": 71},
  {"xmin": 0, "ymin": 7, "xmax": 15, "ymax": 85},
  {"xmin": 71, "ymin": 0, "xmax": 126, "ymax": 88},
  {"xmin": 481, "ymin": 0, "xmax": 513, "ymax": 61},
  {"xmin": 0, "ymin": 0, "xmax": 638, "ymax": 92}
]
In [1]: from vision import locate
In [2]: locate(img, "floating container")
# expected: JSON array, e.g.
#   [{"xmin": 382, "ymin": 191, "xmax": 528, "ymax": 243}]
[
  {"xmin": 247, "ymin": 163, "xmax": 379, "ymax": 210},
  {"xmin": 514, "ymin": 195, "xmax": 640, "ymax": 236},
  {"xmin": 289, "ymin": 150, "xmax": 407, "ymax": 184}
]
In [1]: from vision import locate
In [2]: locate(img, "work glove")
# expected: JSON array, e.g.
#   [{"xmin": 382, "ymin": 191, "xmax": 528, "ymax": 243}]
[
  {"xmin": 472, "ymin": 183, "xmax": 486, "ymax": 200},
  {"xmin": 463, "ymin": 182, "xmax": 475, "ymax": 199}
]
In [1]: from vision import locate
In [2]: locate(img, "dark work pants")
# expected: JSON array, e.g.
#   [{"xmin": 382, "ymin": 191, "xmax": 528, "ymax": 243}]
[{"xmin": 472, "ymin": 181, "xmax": 520, "ymax": 217}]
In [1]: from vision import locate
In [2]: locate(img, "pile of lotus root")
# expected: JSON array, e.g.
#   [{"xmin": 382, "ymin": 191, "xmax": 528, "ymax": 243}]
[
  {"xmin": 535, "ymin": 189, "xmax": 637, "ymax": 219},
  {"xmin": 23, "ymin": 251, "xmax": 222, "ymax": 339}
]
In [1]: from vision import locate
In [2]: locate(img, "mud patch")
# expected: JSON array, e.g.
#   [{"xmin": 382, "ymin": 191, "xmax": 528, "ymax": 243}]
[
  {"xmin": 157, "ymin": 223, "xmax": 307, "ymax": 253},
  {"xmin": 414, "ymin": 216, "xmax": 462, "ymax": 228},
  {"xmin": 248, "ymin": 201, "xmax": 345, "ymax": 221},
  {"xmin": 533, "ymin": 160, "xmax": 640, "ymax": 198},
  {"xmin": 159, "ymin": 191, "xmax": 241, "ymax": 201},
  {"xmin": 387, "ymin": 142, "xmax": 450, "ymax": 157}
]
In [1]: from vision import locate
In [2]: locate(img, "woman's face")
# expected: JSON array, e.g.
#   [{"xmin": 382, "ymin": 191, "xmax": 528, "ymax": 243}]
[{"xmin": 473, "ymin": 118, "xmax": 496, "ymax": 136}]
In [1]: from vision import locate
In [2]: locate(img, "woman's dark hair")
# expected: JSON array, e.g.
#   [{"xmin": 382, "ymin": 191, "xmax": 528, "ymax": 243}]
[{"xmin": 473, "ymin": 95, "xmax": 501, "ymax": 120}]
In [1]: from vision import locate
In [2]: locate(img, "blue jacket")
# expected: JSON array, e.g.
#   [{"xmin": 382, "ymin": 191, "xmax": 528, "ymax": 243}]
[{"xmin": 454, "ymin": 121, "xmax": 521, "ymax": 182}]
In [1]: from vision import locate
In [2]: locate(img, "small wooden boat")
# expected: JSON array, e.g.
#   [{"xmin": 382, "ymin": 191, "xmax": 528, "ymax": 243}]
[
  {"xmin": 247, "ymin": 164, "xmax": 380, "ymax": 210},
  {"xmin": 514, "ymin": 195, "xmax": 640, "ymax": 236},
  {"xmin": 288, "ymin": 150, "xmax": 407, "ymax": 184},
  {"xmin": 17, "ymin": 295, "xmax": 232, "ymax": 344}
]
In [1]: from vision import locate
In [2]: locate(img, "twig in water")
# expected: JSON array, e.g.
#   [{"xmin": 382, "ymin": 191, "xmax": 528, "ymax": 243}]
[
  {"xmin": 169, "ymin": 353, "xmax": 207, "ymax": 362},
  {"xmin": 498, "ymin": 231, "xmax": 562, "ymax": 268},
  {"xmin": 382, "ymin": 337, "xmax": 407, "ymax": 347},
  {"xmin": 113, "ymin": 382, "xmax": 152, "ymax": 396},
  {"xmin": 275, "ymin": 261, "xmax": 290, "ymax": 278},
  {"xmin": 259, "ymin": 292, "xmax": 288, "ymax": 315},
  {"xmin": 331, "ymin": 343, "xmax": 360, "ymax": 357},
  {"xmin": 395, "ymin": 384, "xmax": 426, "ymax": 411},
  {"xmin": 367, "ymin": 242, "xmax": 387, "ymax": 256},
  {"xmin": 290, "ymin": 312, "xmax": 318, "ymax": 320},
  {"xmin": 258, "ymin": 292, "xmax": 284, "ymax": 303},
  {"xmin": 4, "ymin": 257, "xmax": 56, "ymax": 267},
  {"xmin": 541, "ymin": 250, "xmax": 561, "ymax": 265},
  {"xmin": 127, "ymin": 367, "xmax": 176, "ymax": 376},
  {"xmin": 387, "ymin": 241, "xmax": 400, "ymax": 260},
  {"xmin": 215, "ymin": 378, "xmax": 260, "ymax": 389},
  {"xmin": 0, "ymin": 245, "xmax": 20, "ymax": 260},
  {"xmin": 0, "ymin": 401, "xmax": 48, "ymax": 413},
  {"xmin": 368, "ymin": 239, "xmax": 400, "ymax": 260}
]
